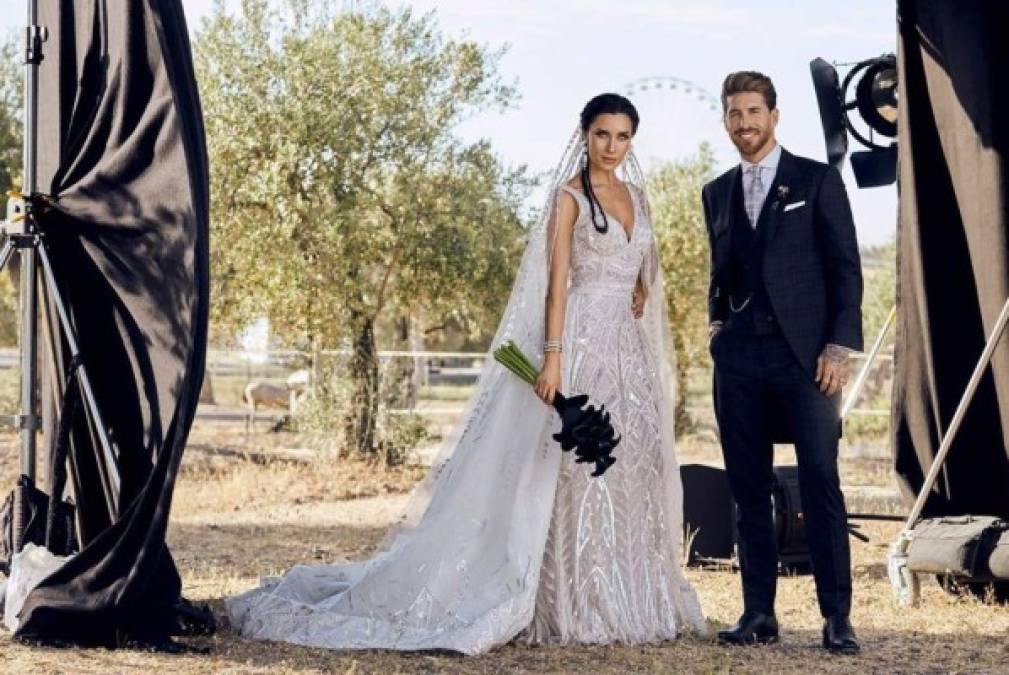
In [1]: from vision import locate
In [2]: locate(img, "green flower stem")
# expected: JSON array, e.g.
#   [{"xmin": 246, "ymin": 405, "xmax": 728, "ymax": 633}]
[
  {"xmin": 494, "ymin": 353, "xmax": 532, "ymax": 385},
  {"xmin": 494, "ymin": 341, "xmax": 541, "ymax": 385},
  {"xmin": 493, "ymin": 349, "xmax": 523, "ymax": 382},
  {"xmin": 495, "ymin": 351, "xmax": 535, "ymax": 385},
  {"xmin": 509, "ymin": 344, "xmax": 541, "ymax": 382},
  {"xmin": 506, "ymin": 344, "xmax": 538, "ymax": 381}
]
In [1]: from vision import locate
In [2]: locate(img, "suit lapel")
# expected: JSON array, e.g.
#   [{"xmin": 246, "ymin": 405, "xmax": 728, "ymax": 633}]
[
  {"xmin": 712, "ymin": 166, "xmax": 740, "ymax": 276},
  {"xmin": 760, "ymin": 148, "xmax": 798, "ymax": 243},
  {"xmin": 714, "ymin": 166, "xmax": 740, "ymax": 239}
]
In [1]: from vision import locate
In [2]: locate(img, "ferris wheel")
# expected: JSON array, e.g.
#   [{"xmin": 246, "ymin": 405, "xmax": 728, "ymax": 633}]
[{"xmin": 621, "ymin": 76, "xmax": 736, "ymax": 173}]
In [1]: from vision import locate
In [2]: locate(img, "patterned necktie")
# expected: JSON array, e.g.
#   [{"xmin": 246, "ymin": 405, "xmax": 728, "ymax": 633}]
[{"xmin": 745, "ymin": 165, "xmax": 764, "ymax": 228}]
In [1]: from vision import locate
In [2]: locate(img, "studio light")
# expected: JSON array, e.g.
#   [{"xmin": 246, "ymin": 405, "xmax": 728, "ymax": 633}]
[{"xmin": 810, "ymin": 54, "xmax": 898, "ymax": 188}]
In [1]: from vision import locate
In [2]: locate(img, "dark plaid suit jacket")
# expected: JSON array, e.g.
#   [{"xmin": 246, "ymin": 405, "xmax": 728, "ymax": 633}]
[{"xmin": 702, "ymin": 148, "xmax": 864, "ymax": 378}]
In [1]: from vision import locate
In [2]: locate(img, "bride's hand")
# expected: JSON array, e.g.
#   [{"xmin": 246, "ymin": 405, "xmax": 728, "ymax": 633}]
[
  {"xmin": 632, "ymin": 285, "xmax": 647, "ymax": 318},
  {"xmin": 534, "ymin": 355, "xmax": 561, "ymax": 405}
]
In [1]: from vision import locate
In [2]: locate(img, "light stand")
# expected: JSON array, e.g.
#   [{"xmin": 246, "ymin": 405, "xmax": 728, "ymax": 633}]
[
  {"xmin": 841, "ymin": 305, "xmax": 896, "ymax": 419},
  {"xmin": 19, "ymin": 0, "xmax": 42, "ymax": 487},
  {"xmin": 1, "ymin": 1, "xmax": 120, "ymax": 542}
]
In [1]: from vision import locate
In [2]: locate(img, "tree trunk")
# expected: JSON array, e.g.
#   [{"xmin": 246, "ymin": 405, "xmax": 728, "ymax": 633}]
[
  {"xmin": 345, "ymin": 314, "xmax": 379, "ymax": 457},
  {"xmin": 410, "ymin": 316, "xmax": 426, "ymax": 395},
  {"xmin": 384, "ymin": 315, "xmax": 418, "ymax": 410}
]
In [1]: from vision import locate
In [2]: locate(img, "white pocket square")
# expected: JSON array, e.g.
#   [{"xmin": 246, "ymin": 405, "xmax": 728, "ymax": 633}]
[{"xmin": 783, "ymin": 200, "xmax": 806, "ymax": 212}]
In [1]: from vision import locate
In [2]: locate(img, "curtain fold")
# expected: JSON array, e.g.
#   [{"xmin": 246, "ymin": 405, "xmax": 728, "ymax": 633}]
[
  {"xmin": 892, "ymin": 0, "xmax": 1009, "ymax": 519},
  {"xmin": 14, "ymin": 0, "xmax": 211, "ymax": 645}
]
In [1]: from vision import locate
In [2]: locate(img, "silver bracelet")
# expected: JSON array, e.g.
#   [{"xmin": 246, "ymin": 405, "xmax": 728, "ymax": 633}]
[{"xmin": 543, "ymin": 340, "xmax": 562, "ymax": 353}]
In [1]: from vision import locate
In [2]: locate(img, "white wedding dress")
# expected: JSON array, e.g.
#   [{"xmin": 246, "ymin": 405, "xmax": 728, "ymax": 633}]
[{"xmin": 227, "ymin": 148, "xmax": 706, "ymax": 654}]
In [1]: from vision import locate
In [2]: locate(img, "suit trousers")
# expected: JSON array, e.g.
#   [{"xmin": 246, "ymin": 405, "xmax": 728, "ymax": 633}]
[{"xmin": 711, "ymin": 330, "xmax": 852, "ymax": 618}]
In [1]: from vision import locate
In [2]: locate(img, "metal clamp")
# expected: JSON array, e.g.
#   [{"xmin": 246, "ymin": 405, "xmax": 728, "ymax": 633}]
[
  {"xmin": 24, "ymin": 25, "xmax": 48, "ymax": 65},
  {"xmin": 17, "ymin": 413, "xmax": 41, "ymax": 430},
  {"xmin": 8, "ymin": 232, "xmax": 39, "ymax": 248}
]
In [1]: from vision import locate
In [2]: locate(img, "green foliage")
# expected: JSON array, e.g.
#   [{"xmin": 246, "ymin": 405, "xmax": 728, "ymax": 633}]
[
  {"xmin": 0, "ymin": 32, "xmax": 22, "ymax": 347},
  {"xmin": 844, "ymin": 239, "xmax": 897, "ymax": 441},
  {"xmin": 195, "ymin": 1, "xmax": 528, "ymax": 459},
  {"xmin": 0, "ymin": 32, "xmax": 21, "ymax": 195},
  {"xmin": 195, "ymin": 1, "xmax": 528, "ymax": 347},
  {"xmin": 293, "ymin": 356, "xmax": 434, "ymax": 466},
  {"xmin": 861, "ymin": 239, "xmax": 897, "ymax": 351},
  {"xmin": 0, "ymin": 270, "xmax": 14, "ymax": 347},
  {"xmin": 647, "ymin": 145, "xmax": 716, "ymax": 430},
  {"xmin": 0, "ymin": 368, "xmax": 17, "ymax": 414},
  {"xmin": 291, "ymin": 362, "xmax": 351, "ymax": 454},
  {"xmin": 376, "ymin": 410, "xmax": 435, "ymax": 468}
]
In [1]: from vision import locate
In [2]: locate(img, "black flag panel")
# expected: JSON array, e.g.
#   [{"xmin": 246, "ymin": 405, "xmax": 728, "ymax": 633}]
[
  {"xmin": 14, "ymin": 0, "xmax": 210, "ymax": 645},
  {"xmin": 892, "ymin": 0, "xmax": 1009, "ymax": 519}
]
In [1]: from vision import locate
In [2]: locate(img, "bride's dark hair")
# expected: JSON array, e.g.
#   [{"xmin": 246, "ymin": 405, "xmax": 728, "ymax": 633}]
[{"xmin": 579, "ymin": 93, "xmax": 640, "ymax": 234}]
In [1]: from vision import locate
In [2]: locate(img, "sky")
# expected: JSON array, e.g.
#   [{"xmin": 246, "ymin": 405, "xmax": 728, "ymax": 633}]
[{"xmin": 1, "ymin": 0, "xmax": 898, "ymax": 244}]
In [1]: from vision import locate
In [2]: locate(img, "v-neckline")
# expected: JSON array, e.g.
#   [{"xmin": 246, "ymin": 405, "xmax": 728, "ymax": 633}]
[{"xmin": 564, "ymin": 183, "xmax": 637, "ymax": 243}]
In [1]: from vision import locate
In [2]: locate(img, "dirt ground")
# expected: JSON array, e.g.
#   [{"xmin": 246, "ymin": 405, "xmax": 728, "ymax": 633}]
[{"xmin": 2, "ymin": 426, "xmax": 1009, "ymax": 674}]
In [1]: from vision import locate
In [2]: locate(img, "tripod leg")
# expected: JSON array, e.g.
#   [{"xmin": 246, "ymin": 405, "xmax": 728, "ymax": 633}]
[
  {"xmin": 20, "ymin": 246, "xmax": 38, "ymax": 481},
  {"xmin": 36, "ymin": 242, "xmax": 119, "ymax": 520},
  {"xmin": 40, "ymin": 277, "xmax": 84, "ymax": 541}
]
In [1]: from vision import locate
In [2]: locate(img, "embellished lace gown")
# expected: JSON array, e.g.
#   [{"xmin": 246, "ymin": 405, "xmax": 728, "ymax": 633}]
[
  {"xmin": 226, "ymin": 183, "xmax": 706, "ymax": 652},
  {"xmin": 524, "ymin": 184, "xmax": 705, "ymax": 644}
]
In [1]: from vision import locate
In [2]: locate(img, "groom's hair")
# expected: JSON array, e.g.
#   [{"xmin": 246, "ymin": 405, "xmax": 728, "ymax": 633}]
[{"xmin": 721, "ymin": 71, "xmax": 777, "ymax": 112}]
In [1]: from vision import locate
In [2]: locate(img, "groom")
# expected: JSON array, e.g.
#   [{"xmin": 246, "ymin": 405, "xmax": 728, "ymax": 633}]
[{"xmin": 703, "ymin": 72, "xmax": 863, "ymax": 653}]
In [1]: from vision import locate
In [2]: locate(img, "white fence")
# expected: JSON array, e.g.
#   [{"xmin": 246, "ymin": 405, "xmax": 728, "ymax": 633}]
[{"xmin": 0, "ymin": 348, "xmax": 893, "ymax": 427}]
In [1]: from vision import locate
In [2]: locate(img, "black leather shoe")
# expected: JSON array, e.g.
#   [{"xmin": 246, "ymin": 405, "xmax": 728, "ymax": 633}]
[
  {"xmin": 822, "ymin": 615, "xmax": 860, "ymax": 654},
  {"xmin": 717, "ymin": 611, "xmax": 779, "ymax": 646}
]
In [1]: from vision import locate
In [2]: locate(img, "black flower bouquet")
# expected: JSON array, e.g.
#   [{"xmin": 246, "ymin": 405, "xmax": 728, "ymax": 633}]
[{"xmin": 493, "ymin": 340, "xmax": 619, "ymax": 477}]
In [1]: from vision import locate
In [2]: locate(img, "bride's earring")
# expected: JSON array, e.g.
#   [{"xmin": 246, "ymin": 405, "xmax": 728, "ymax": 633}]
[{"xmin": 580, "ymin": 150, "xmax": 588, "ymax": 170}]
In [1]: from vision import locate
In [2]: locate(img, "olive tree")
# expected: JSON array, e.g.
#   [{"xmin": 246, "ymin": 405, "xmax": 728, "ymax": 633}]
[{"xmin": 195, "ymin": 1, "xmax": 529, "ymax": 458}]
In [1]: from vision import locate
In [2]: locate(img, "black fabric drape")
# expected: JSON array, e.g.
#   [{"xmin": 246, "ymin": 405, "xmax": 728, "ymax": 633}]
[
  {"xmin": 892, "ymin": 0, "xmax": 1009, "ymax": 519},
  {"xmin": 13, "ymin": 0, "xmax": 209, "ymax": 645}
]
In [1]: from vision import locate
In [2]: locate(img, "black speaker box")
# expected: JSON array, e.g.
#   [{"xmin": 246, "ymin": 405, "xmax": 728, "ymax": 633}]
[
  {"xmin": 681, "ymin": 463, "xmax": 734, "ymax": 563},
  {"xmin": 681, "ymin": 463, "xmax": 813, "ymax": 574}
]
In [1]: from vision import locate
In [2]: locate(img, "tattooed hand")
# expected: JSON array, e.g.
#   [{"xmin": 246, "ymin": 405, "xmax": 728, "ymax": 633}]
[{"xmin": 816, "ymin": 343, "xmax": 852, "ymax": 396}]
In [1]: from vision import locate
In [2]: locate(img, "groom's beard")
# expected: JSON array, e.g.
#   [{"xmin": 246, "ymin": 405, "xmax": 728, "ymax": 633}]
[{"xmin": 731, "ymin": 126, "xmax": 773, "ymax": 158}]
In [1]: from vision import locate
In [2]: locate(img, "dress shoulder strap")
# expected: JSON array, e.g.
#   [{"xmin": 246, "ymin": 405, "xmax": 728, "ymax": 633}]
[
  {"xmin": 554, "ymin": 184, "xmax": 588, "ymax": 223},
  {"xmin": 556, "ymin": 184, "xmax": 586, "ymax": 203}
]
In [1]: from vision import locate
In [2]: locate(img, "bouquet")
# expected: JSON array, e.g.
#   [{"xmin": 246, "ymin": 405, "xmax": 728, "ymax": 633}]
[{"xmin": 493, "ymin": 340, "xmax": 619, "ymax": 477}]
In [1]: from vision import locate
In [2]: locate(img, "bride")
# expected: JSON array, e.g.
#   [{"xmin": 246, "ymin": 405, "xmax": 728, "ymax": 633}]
[{"xmin": 227, "ymin": 93, "xmax": 707, "ymax": 653}]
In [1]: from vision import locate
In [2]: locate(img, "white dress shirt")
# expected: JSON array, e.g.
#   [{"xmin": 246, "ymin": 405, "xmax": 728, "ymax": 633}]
[{"xmin": 740, "ymin": 143, "xmax": 782, "ymax": 227}]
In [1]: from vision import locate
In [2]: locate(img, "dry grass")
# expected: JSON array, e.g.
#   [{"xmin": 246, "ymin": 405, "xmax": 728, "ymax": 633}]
[{"xmin": 2, "ymin": 426, "xmax": 1009, "ymax": 674}]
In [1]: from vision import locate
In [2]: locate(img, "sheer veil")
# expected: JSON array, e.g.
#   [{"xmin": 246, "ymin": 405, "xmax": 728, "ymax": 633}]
[
  {"xmin": 390, "ymin": 129, "xmax": 683, "ymax": 537},
  {"xmin": 226, "ymin": 130, "xmax": 699, "ymax": 653},
  {"xmin": 388, "ymin": 129, "xmax": 602, "ymax": 536}
]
